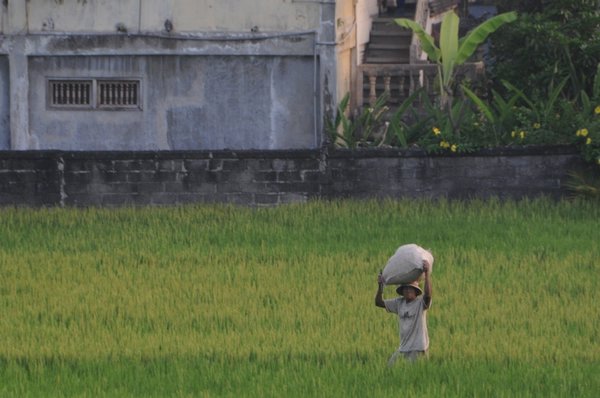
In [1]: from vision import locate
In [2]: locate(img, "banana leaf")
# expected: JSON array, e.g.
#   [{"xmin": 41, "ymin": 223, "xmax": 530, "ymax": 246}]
[
  {"xmin": 440, "ymin": 12, "xmax": 459, "ymax": 88},
  {"xmin": 456, "ymin": 12, "xmax": 517, "ymax": 65},
  {"xmin": 462, "ymin": 84, "xmax": 494, "ymax": 124},
  {"xmin": 394, "ymin": 18, "xmax": 441, "ymax": 62}
]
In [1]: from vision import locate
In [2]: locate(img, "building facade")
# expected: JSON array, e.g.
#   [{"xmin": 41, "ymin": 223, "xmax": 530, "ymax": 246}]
[{"xmin": 0, "ymin": 0, "xmax": 364, "ymax": 151}]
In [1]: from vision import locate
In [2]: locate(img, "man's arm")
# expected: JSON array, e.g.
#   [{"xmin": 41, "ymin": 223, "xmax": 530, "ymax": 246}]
[
  {"xmin": 423, "ymin": 260, "xmax": 432, "ymax": 309},
  {"xmin": 375, "ymin": 273, "xmax": 386, "ymax": 308}
]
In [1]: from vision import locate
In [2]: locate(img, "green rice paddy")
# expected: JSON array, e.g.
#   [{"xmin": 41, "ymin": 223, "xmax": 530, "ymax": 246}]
[{"xmin": 0, "ymin": 199, "xmax": 598, "ymax": 397}]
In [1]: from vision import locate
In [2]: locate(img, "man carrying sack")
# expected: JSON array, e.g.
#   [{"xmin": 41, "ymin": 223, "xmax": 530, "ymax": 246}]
[{"xmin": 375, "ymin": 258, "xmax": 432, "ymax": 365}]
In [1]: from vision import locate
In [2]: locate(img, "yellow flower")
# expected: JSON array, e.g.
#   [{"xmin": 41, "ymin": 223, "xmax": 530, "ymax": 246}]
[
  {"xmin": 576, "ymin": 128, "xmax": 589, "ymax": 137},
  {"xmin": 595, "ymin": 105, "xmax": 600, "ymax": 115},
  {"xmin": 519, "ymin": 131, "xmax": 526, "ymax": 139},
  {"xmin": 511, "ymin": 131, "xmax": 516, "ymax": 138},
  {"xmin": 586, "ymin": 137, "xmax": 592, "ymax": 145},
  {"xmin": 533, "ymin": 123, "xmax": 541, "ymax": 129},
  {"xmin": 439, "ymin": 140, "xmax": 450, "ymax": 149},
  {"xmin": 432, "ymin": 127, "xmax": 441, "ymax": 136},
  {"xmin": 450, "ymin": 144, "xmax": 457, "ymax": 152}
]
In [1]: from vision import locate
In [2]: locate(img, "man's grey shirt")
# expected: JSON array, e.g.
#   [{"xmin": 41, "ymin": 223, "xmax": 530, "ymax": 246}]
[{"xmin": 384, "ymin": 296, "xmax": 430, "ymax": 352}]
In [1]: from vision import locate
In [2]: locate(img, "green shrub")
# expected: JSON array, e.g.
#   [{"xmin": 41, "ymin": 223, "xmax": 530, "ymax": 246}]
[{"xmin": 490, "ymin": 0, "xmax": 600, "ymax": 100}]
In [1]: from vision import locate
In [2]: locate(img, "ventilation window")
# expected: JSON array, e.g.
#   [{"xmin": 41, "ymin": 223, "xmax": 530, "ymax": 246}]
[
  {"xmin": 47, "ymin": 78, "xmax": 142, "ymax": 111},
  {"xmin": 49, "ymin": 80, "xmax": 93, "ymax": 108},
  {"xmin": 98, "ymin": 80, "xmax": 140, "ymax": 109}
]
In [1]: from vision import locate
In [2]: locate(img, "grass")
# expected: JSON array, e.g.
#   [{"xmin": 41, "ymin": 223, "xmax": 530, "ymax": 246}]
[{"xmin": 0, "ymin": 199, "xmax": 599, "ymax": 397}]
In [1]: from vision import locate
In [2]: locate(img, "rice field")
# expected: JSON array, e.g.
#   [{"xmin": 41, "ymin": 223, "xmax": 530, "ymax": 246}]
[{"xmin": 0, "ymin": 199, "xmax": 599, "ymax": 397}]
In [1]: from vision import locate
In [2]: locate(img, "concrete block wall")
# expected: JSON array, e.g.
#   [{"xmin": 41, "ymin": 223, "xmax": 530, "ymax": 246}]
[
  {"xmin": 0, "ymin": 152, "xmax": 62, "ymax": 206},
  {"xmin": 60, "ymin": 150, "xmax": 325, "ymax": 207},
  {"xmin": 324, "ymin": 146, "xmax": 587, "ymax": 200},
  {"xmin": 0, "ymin": 146, "xmax": 590, "ymax": 207}
]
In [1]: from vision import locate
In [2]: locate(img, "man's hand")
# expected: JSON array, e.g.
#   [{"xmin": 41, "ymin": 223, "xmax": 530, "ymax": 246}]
[
  {"xmin": 375, "ymin": 271, "xmax": 386, "ymax": 308},
  {"xmin": 422, "ymin": 259, "xmax": 430, "ymax": 274},
  {"xmin": 422, "ymin": 259, "xmax": 432, "ymax": 307}
]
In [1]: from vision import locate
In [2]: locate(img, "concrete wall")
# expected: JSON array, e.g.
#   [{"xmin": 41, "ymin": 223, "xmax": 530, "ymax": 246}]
[
  {"xmin": 0, "ymin": 0, "xmax": 344, "ymax": 151},
  {"xmin": 28, "ymin": 54, "xmax": 316, "ymax": 150},
  {"xmin": 0, "ymin": 146, "xmax": 588, "ymax": 207},
  {"xmin": 335, "ymin": 0, "xmax": 358, "ymax": 103},
  {"xmin": 23, "ymin": 0, "xmax": 321, "ymax": 34},
  {"xmin": 356, "ymin": 0, "xmax": 379, "ymax": 66}
]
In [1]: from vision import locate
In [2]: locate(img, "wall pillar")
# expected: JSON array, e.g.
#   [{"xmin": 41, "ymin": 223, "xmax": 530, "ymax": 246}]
[
  {"xmin": 317, "ymin": 1, "xmax": 338, "ymax": 147},
  {"xmin": 8, "ymin": 37, "xmax": 30, "ymax": 150},
  {"xmin": 6, "ymin": 1, "xmax": 30, "ymax": 149}
]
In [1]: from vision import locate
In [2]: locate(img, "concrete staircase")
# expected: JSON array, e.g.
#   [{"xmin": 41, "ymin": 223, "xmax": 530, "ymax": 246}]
[{"xmin": 363, "ymin": 4, "xmax": 416, "ymax": 64}]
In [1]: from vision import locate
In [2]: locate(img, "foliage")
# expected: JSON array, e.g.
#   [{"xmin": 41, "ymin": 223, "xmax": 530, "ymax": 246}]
[
  {"xmin": 389, "ymin": 10, "xmax": 516, "ymax": 147},
  {"xmin": 326, "ymin": 7, "xmax": 600, "ymax": 170},
  {"xmin": 489, "ymin": 0, "xmax": 600, "ymax": 101},
  {"xmin": 0, "ymin": 201, "xmax": 599, "ymax": 396},
  {"xmin": 325, "ymin": 91, "xmax": 423, "ymax": 149},
  {"xmin": 415, "ymin": 90, "xmax": 479, "ymax": 153},
  {"xmin": 395, "ymin": 11, "xmax": 517, "ymax": 109},
  {"xmin": 386, "ymin": 89, "xmax": 427, "ymax": 147},
  {"xmin": 500, "ymin": 77, "xmax": 584, "ymax": 145},
  {"xmin": 461, "ymin": 84, "xmax": 520, "ymax": 146},
  {"xmin": 324, "ymin": 93, "xmax": 389, "ymax": 148},
  {"xmin": 328, "ymin": 63, "xmax": 600, "ymax": 170}
]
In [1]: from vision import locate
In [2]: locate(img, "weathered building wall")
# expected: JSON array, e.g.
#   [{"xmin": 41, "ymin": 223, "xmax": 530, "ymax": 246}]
[
  {"xmin": 0, "ymin": 0, "xmax": 344, "ymax": 151},
  {"xmin": 335, "ymin": 0, "xmax": 357, "ymax": 104},
  {"xmin": 24, "ymin": 0, "xmax": 321, "ymax": 33},
  {"xmin": 356, "ymin": 0, "xmax": 379, "ymax": 66},
  {"xmin": 28, "ymin": 53, "xmax": 316, "ymax": 150},
  {"xmin": 0, "ymin": 146, "xmax": 587, "ymax": 207}
]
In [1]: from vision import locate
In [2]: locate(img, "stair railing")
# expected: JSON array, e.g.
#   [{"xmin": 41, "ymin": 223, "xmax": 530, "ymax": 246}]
[{"xmin": 357, "ymin": 62, "xmax": 484, "ymax": 108}]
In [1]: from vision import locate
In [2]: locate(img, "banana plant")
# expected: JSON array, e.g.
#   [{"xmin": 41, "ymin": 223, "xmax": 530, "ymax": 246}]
[
  {"xmin": 388, "ymin": 88, "xmax": 426, "ymax": 147},
  {"xmin": 462, "ymin": 85, "xmax": 521, "ymax": 145},
  {"xmin": 502, "ymin": 77, "xmax": 569, "ymax": 126},
  {"xmin": 324, "ymin": 93, "xmax": 389, "ymax": 148},
  {"xmin": 395, "ymin": 11, "xmax": 517, "ymax": 110}
]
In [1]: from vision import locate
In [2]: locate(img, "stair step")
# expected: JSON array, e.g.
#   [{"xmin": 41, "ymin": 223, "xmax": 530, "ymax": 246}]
[
  {"xmin": 366, "ymin": 47, "xmax": 409, "ymax": 56},
  {"xmin": 368, "ymin": 42, "xmax": 410, "ymax": 50},
  {"xmin": 372, "ymin": 18, "xmax": 411, "ymax": 26},
  {"xmin": 363, "ymin": 6, "xmax": 416, "ymax": 65},
  {"xmin": 369, "ymin": 35, "xmax": 412, "ymax": 45},
  {"xmin": 363, "ymin": 56, "xmax": 410, "ymax": 64},
  {"xmin": 370, "ymin": 26, "xmax": 412, "ymax": 34},
  {"xmin": 373, "ymin": 14, "xmax": 415, "ymax": 23},
  {"xmin": 370, "ymin": 33, "xmax": 412, "ymax": 43},
  {"xmin": 371, "ymin": 20, "xmax": 412, "ymax": 29},
  {"xmin": 372, "ymin": 19, "xmax": 412, "ymax": 30}
]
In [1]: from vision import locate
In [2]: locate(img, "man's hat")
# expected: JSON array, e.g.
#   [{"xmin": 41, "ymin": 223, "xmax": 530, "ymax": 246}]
[{"xmin": 396, "ymin": 281, "xmax": 423, "ymax": 296}]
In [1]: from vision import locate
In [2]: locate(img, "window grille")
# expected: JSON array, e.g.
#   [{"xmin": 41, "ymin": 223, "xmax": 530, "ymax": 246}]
[
  {"xmin": 98, "ymin": 80, "xmax": 139, "ymax": 108},
  {"xmin": 49, "ymin": 80, "xmax": 93, "ymax": 108},
  {"xmin": 47, "ymin": 78, "xmax": 141, "ymax": 110}
]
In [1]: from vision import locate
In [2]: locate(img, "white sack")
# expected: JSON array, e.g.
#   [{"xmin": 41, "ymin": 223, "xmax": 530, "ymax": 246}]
[{"xmin": 381, "ymin": 244, "xmax": 434, "ymax": 285}]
